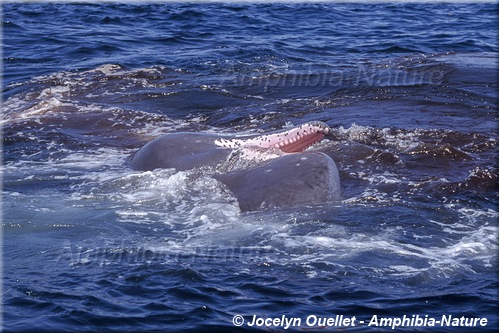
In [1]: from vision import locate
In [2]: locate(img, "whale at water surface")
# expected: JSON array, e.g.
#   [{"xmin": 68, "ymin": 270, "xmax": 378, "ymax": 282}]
[{"xmin": 128, "ymin": 122, "xmax": 341, "ymax": 211}]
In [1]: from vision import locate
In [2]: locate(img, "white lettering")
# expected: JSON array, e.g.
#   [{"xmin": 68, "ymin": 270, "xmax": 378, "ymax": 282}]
[
  {"xmin": 441, "ymin": 315, "xmax": 488, "ymax": 327},
  {"xmin": 306, "ymin": 315, "xmax": 318, "ymax": 326},
  {"xmin": 369, "ymin": 315, "xmax": 379, "ymax": 326},
  {"xmin": 246, "ymin": 314, "xmax": 487, "ymax": 329},
  {"xmin": 246, "ymin": 315, "xmax": 301, "ymax": 329}
]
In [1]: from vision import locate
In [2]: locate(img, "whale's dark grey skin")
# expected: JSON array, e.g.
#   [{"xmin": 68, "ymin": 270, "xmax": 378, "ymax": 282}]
[
  {"xmin": 214, "ymin": 152, "xmax": 340, "ymax": 211},
  {"xmin": 128, "ymin": 133, "xmax": 232, "ymax": 171},
  {"xmin": 128, "ymin": 122, "xmax": 341, "ymax": 211}
]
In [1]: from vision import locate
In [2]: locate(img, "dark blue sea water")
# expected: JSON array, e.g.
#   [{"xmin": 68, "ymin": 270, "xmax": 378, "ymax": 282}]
[{"xmin": 2, "ymin": 2, "xmax": 498, "ymax": 332}]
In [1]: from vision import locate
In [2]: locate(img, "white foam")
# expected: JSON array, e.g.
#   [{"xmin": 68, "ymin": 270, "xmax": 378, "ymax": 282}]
[
  {"xmin": 336, "ymin": 123, "xmax": 422, "ymax": 151},
  {"xmin": 3, "ymin": 64, "xmax": 496, "ymax": 282}
]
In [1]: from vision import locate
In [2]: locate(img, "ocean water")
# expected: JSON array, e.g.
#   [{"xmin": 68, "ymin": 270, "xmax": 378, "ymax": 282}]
[{"xmin": 2, "ymin": 2, "xmax": 498, "ymax": 332}]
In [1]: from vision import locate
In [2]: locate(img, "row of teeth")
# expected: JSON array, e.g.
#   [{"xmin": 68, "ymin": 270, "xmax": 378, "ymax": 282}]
[
  {"xmin": 274, "ymin": 135, "xmax": 303, "ymax": 149},
  {"xmin": 273, "ymin": 125, "xmax": 328, "ymax": 149},
  {"xmin": 215, "ymin": 123, "xmax": 329, "ymax": 149}
]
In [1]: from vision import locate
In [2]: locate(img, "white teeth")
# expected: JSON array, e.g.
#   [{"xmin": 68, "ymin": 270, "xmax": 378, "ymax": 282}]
[{"xmin": 240, "ymin": 122, "xmax": 329, "ymax": 151}]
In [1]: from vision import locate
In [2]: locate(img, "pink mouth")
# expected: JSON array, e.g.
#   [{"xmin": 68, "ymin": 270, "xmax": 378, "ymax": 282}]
[
  {"xmin": 278, "ymin": 131, "xmax": 327, "ymax": 153},
  {"xmin": 260, "ymin": 121, "xmax": 331, "ymax": 153},
  {"xmin": 214, "ymin": 121, "xmax": 331, "ymax": 153}
]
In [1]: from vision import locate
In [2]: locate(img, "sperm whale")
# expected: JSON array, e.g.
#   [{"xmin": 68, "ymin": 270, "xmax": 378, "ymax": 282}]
[{"xmin": 128, "ymin": 121, "xmax": 340, "ymax": 211}]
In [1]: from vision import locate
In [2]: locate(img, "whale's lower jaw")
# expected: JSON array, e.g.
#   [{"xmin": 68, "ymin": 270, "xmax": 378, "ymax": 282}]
[
  {"xmin": 214, "ymin": 121, "xmax": 330, "ymax": 153},
  {"xmin": 278, "ymin": 131, "xmax": 326, "ymax": 153}
]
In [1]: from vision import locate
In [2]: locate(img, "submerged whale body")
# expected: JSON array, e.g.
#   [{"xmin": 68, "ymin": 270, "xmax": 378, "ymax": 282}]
[
  {"xmin": 214, "ymin": 152, "xmax": 340, "ymax": 211},
  {"xmin": 128, "ymin": 122, "xmax": 341, "ymax": 211}
]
